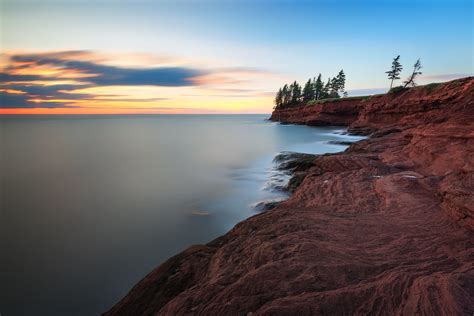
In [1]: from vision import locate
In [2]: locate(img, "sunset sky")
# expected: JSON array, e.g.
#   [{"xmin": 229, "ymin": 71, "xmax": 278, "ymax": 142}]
[{"xmin": 1, "ymin": 0, "xmax": 472, "ymax": 114}]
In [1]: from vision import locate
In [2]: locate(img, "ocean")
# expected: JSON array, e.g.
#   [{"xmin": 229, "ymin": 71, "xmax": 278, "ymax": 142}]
[{"xmin": 0, "ymin": 114, "xmax": 362, "ymax": 315}]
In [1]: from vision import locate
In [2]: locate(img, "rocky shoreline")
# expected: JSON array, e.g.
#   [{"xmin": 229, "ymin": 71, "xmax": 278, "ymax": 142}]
[{"xmin": 105, "ymin": 77, "xmax": 473, "ymax": 315}]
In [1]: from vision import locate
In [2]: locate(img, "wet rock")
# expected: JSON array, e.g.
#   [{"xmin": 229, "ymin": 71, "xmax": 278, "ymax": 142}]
[
  {"xmin": 252, "ymin": 200, "xmax": 281, "ymax": 212},
  {"xmin": 327, "ymin": 140, "xmax": 354, "ymax": 146},
  {"xmin": 273, "ymin": 151, "xmax": 316, "ymax": 172}
]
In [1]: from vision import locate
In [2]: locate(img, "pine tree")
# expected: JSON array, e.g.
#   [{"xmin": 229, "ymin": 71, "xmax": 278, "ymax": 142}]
[
  {"xmin": 386, "ymin": 55, "xmax": 403, "ymax": 89},
  {"xmin": 403, "ymin": 58, "xmax": 422, "ymax": 88},
  {"xmin": 274, "ymin": 70, "xmax": 349, "ymax": 106},
  {"xmin": 282, "ymin": 84, "xmax": 290, "ymax": 107},
  {"xmin": 329, "ymin": 77, "xmax": 340, "ymax": 98},
  {"xmin": 321, "ymin": 78, "xmax": 331, "ymax": 99},
  {"xmin": 275, "ymin": 88, "xmax": 283, "ymax": 108},
  {"xmin": 313, "ymin": 74, "xmax": 324, "ymax": 100},
  {"xmin": 290, "ymin": 81, "xmax": 302, "ymax": 105},
  {"xmin": 302, "ymin": 79, "xmax": 313, "ymax": 102},
  {"xmin": 336, "ymin": 69, "xmax": 346, "ymax": 96}
]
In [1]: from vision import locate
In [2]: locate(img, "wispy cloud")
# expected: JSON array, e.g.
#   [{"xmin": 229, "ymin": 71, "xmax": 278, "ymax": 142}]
[
  {"xmin": 4, "ymin": 51, "xmax": 201, "ymax": 84},
  {"xmin": 420, "ymin": 73, "xmax": 472, "ymax": 81},
  {"xmin": 0, "ymin": 50, "xmax": 275, "ymax": 112},
  {"xmin": 347, "ymin": 88, "xmax": 388, "ymax": 96}
]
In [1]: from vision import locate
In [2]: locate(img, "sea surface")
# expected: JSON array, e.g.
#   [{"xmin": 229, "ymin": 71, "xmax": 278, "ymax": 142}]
[{"xmin": 0, "ymin": 114, "xmax": 363, "ymax": 315}]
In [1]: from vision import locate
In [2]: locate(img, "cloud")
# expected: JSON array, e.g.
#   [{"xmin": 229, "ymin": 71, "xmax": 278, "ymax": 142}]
[
  {"xmin": 9, "ymin": 54, "xmax": 203, "ymax": 87},
  {"xmin": 420, "ymin": 73, "xmax": 473, "ymax": 81},
  {"xmin": 0, "ymin": 51, "xmax": 204, "ymax": 108},
  {"xmin": 0, "ymin": 50, "xmax": 275, "ymax": 110},
  {"xmin": 0, "ymin": 73, "xmax": 48, "ymax": 82},
  {"xmin": 0, "ymin": 91, "xmax": 77, "ymax": 108},
  {"xmin": 4, "ymin": 84, "xmax": 90, "ymax": 98},
  {"xmin": 347, "ymin": 88, "xmax": 387, "ymax": 96}
]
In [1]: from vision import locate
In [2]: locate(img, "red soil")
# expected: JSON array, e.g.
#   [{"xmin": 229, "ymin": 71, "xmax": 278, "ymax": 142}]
[{"xmin": 105, "ymin": 78, "xmax": 474, "ymax": 315}]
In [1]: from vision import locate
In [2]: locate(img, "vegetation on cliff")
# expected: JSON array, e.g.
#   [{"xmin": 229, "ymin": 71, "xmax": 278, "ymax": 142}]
[
  {"xmin": 274, "ymin": 70, "xmax": 346, "ymax": 109},
  {"xmin": 275, "ymin": 56, "xmax": 425, "ymax": 111},
  {"xmin": 386, "ymin": 56, "xmax": 423, "ymax": 92}
]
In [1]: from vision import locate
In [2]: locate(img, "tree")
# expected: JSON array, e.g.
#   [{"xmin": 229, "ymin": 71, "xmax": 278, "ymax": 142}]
[
  {"xmin": 404, "ymin": 58, "xmax": 422, "ymax": 88},
  {"xmin": 290, "ymin": 81, "xmax": 301, "ymax": 105},
  {"xmin": 386, "ymin": 55, "xmax": 403, "ymax": 89},
  {"xmin": 282, "ymin": 84, "xmax": 291, "ymax": 106},
  {"xmin": 329, "ymin": 77, "xmax": 340, "ymax": 98},
  {"xmin": 321, "ymin": 78, "xmax": 331, "ymax": 99},
  {"xmin": 335, "ymin": 69, "xmax": 346, "ymax": 96},
  {"xmin": 275, "ymin": 88, "xmax": 283, "ymax": 108},
  {"xmin": 274, "ymin": 70, "xmax": 350, "ymax": 107},
  {"xmin": 313, "ymin": 74, "xmax": 324, "ymax": 100},
  {"xmin": 302, "ymin": 79, "xmax": 313, "ymax": 102}
]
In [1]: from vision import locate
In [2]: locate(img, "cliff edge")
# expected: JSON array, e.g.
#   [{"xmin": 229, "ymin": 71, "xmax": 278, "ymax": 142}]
[{"xmin": 105, "ymin": 77, "xmax": 474, "ymax": 315}]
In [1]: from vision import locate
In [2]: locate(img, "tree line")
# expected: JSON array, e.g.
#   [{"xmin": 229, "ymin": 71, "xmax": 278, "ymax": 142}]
[
  {"xmin": 275, "ymin": 70, "xmax": 346, "ymax": 109},
  {"xmin": 274, "ymin": 57, "xmax": 424, "ymax": 109}
]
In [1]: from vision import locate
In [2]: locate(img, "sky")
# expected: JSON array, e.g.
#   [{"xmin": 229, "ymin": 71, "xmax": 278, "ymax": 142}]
[{"xmin": 0, "ymin": 0, "xmax": 472, "ymax": 114}]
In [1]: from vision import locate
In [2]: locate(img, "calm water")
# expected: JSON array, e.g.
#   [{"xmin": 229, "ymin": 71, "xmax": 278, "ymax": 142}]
[{"xmin": 0, "ymin": 115, "xmax": 361, "ymax": 315}]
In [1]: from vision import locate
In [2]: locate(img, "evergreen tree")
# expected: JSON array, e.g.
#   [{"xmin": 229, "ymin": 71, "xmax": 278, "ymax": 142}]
[
  {"xmin": 274, "ymin": 70, "xmax": 350, "ymax": 106},
  {"xmin": 385, "ymin": 55, "xmax": 403, "ymax": 89},
  {"xmin": 290, "ymin": 81, "xmax": 302, "ymax": 105},
  {"xmin": 282, "ymin": 84, "xmax": 291, "ymax": 106},
  {"xmin": 336, "ymin": 69, "xmax": 346, "ymax": 96},
  {"xmin": 313, "ymin": 74, "xmax": 324, "ymax": 100},
  {"xmin": 329, "ymin": 77, "xmax": 340, "ymax": 98},
  {"xmin": 302, "ymin": 79, "xmax": 313, "ymax": 102},
  {"xmin": 321, "ymin": 78, "xmax": 331, "ymax": 99},
  {"xmin": 403, "ymin": 58, "xmax": 422, "ymax": 88},
  {"xmin": 275, "ymin": 88, "xmax": 283, "ymax": 108}
]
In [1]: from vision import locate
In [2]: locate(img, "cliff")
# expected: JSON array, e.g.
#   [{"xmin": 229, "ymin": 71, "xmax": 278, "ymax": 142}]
[
  {"xmin": 269, "ymin": 97, "xmax": 367, "ymax": 126},
  {"xmin": 105, "ymin": 77, "xmax": 474, "ymax": 315}
]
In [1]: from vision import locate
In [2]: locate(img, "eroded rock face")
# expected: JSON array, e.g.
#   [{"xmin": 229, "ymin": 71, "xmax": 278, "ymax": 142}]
[
  {"xmin": 269, "ymin": 97, "xmax": 367, "ymax": 126},
  {"xmin": 105, "ymin": 78, "xmax": 474, "ymax": 315}
]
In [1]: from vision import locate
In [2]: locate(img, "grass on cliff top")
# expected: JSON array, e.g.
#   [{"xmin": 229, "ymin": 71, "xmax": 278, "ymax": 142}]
[
  {"xmin": 423, "ymin": 82, "xmax": 442, "ymax": 93},
  {"xmin": 388, "ymin": 82, "xmax": 442, "ymax": 95},
  {"xmin": 307, "ymin": 95, "xmax": 371, "ymax": 105}
]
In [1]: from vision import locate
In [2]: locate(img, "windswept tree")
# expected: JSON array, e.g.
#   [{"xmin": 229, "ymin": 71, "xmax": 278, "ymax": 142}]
[
  {"xmin": 336, "ymin": 69, "xmax": 346, "ymax": 96},
  {"xmin": 386, "ymin": 55, "xmax": 403, "ymax": 89},
  {"xmin": 329, "ymin": 77, "xmax": 340, "ymax": 98},
  {"xmin": 302, "ymin": 79, "xmax": 313, "ymax": 102},
  {"xmin": 404, "ymin": 58, "xmax": 422, "ymax": 88}
]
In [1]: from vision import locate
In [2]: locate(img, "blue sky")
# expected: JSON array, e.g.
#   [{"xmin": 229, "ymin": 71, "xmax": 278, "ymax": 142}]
[{"xmin": 1, "ymin": 0, "xmax": 472, "ymax": 113}]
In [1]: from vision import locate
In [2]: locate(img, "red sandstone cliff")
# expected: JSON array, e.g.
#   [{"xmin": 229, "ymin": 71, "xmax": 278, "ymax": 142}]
[
  {"xmin": 105, "ymin": 77, "xmax": 474, "ymax": 315},
  {"xmin": 269, "ymin": 97, "xmax": 367, "ymax": 126}
]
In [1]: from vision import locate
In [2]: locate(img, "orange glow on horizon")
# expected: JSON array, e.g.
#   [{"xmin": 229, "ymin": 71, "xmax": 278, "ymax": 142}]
[
  {"xmin": 1, "ymin": 50, "xmax": 280, "ymax": 114},
  {"xmin": 0, "ymin": 107, "xmax": 271, "ymax": 115}
]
